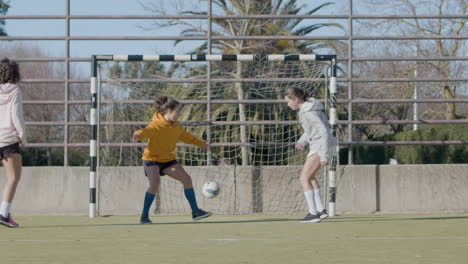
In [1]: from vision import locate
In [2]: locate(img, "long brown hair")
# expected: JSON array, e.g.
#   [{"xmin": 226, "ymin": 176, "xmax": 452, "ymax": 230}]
[
  {"xmin": 284, "ymin": 87, "xmax": 308, "ymax": 101},
  {"xmin": 0, "ymin": 58, "xmax": 21, "ymax": 84}
]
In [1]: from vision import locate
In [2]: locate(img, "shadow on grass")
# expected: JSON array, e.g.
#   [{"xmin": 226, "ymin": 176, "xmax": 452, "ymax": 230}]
[
  {"xmin": 17, "ymin": 214, "xmax": 468, "ymax": 229},
  {"xmin": 325, "ymin": 214, "xmax": 468, "ymax": 223},
  {"xmin": 21, "ymin": 217, "xmax": 300, "ymax": 229}
]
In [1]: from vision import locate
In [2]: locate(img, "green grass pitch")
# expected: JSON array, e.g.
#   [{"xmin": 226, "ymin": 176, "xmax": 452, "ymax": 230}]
[{"xmin": 1, "ymin": 214, "xmax": 468, "ymax": 264}]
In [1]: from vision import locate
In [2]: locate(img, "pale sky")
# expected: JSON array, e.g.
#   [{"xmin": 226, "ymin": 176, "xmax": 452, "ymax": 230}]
[
  {"xmin": 4, "ymin": 0, "xmax": 348, "ymax": 58},
  {"xmin": 3, "ymin": 0, "xmax": 466, "ymax": 85}
]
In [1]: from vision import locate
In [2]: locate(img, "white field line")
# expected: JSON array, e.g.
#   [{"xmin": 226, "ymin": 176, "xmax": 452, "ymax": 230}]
[{"xmin": 2, "ymin": 237, "xmax": 468, "ymax": 243}]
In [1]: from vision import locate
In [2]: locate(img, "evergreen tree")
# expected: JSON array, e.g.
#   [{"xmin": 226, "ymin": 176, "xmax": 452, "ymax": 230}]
[{"xmin": 0, "ymin": 0, "xmax": 10, "ymax": 36}]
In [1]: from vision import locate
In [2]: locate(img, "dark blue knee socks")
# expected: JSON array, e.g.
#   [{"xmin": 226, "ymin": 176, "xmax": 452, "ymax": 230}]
[
  {"xmin": 142, "ymin": 192, "xmax": 155, "ymax": 216},
  {"xmin": 184, "ymin": 188, "xmax": 199, "ymax": 214}
]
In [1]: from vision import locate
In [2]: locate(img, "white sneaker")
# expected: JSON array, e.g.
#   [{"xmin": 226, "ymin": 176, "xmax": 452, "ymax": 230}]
[{"xmin": 318, "ymin": 209, "xmax": 328, "ymax": 219}]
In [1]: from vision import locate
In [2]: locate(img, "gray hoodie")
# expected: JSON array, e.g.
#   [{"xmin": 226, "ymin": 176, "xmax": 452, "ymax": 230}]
[
  {"xmin": 297, "ymin": 98, "xmax": 336, "ymax": 162},
  {"xmin": 0, "ymin": 83, "xmax": 25, "ymax": 147}
]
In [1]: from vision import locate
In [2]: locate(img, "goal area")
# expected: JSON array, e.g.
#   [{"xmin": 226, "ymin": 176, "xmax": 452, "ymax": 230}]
[{"xmin": 89, "ymin": 54, "xmax": 338, "ymax": 218}]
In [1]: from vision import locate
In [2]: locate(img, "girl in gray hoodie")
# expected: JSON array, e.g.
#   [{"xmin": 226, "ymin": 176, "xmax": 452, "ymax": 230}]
[
  {"xmin": 285, "ymin": 87, "xmax": 336, "ymax": 223},
  {"xmin": 0, "ymin": 58, "xmax": 25, "ymax": 228}
]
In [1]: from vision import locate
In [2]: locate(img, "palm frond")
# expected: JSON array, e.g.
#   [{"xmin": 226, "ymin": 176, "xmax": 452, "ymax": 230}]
[
  {"xmin": 293, "ymin": 23, "xmax": 341, "ymax": 36},
  {"xmin": 180, "ymin": 11, "xmax": 208, "ymax": 15},
  {"xmin": 306, "ymin": 2, "xmax": 334, "ymax": 15}
]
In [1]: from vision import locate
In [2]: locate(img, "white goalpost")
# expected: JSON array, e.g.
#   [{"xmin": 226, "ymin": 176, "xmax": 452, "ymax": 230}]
[{"xmin": 89, "ymin": 54, "xmax": 338, "ymax": 218}]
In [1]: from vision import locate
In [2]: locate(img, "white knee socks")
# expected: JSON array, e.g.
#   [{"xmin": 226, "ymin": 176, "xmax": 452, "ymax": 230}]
[
  {"xmin": 304, "ymin": 190, "xmax": 318, "ymax": 215},
  {"xmin": 0, "ymin": 201, "xmax": 11, "ymax": 218},
  {"xmin": 314, "ymin": 188, "xmax": 324, "ymax": 212}
]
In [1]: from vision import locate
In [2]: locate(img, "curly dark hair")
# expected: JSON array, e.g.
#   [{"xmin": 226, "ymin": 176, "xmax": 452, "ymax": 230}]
[{"xmin": 0, "ymin": 58, "xmax": 21, "ymax": 84}]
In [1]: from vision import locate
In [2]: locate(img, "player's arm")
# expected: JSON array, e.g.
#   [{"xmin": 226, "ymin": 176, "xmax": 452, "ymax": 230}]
[
  {"xmin": 303, "ymin": 112, "xmax": 329, "ymax": 164},
  {"xmin": 296, "ymin": 133, "xmax": 308, "ymax": 149},
  {"xmin": 132, "ymin": 127, "xmax": 153, "ymax": 141},
  {"xmin": 11, "ymin": 88, "xmax": 26, "ymax": 145},
  {"xmin": 179, "ymin": 128, "xmax": 208, "ymax": 150}
]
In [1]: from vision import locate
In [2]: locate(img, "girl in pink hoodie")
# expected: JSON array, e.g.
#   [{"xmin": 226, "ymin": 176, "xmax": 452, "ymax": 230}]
[{"xmin": 0, "ymin": 58, "xmax": 25, "ymax": 228}]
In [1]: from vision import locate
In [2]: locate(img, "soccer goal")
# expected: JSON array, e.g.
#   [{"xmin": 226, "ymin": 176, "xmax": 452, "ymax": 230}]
[{"xmin": 89, "ymin": 54, "xmax": 338, "ymax": 218}]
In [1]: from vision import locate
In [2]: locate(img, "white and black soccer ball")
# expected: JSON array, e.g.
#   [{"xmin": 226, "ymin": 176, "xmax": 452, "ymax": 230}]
[{"xmin": 202, "ymin": 180, "xmax": 220, "ymax": 199}]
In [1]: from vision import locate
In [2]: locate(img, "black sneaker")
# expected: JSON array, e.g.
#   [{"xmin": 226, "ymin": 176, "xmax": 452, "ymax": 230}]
[
  {"xmin": 192, "ymin": 209, "xmax": 212, "ymax": 221},
  {"xmin": 140, "ymin": 214, "xmax": 152, "ymax": 224},
  {"xmin": 300, "ymin": 213, "xmax": 321, "ymax": 223},
  {"xmin": 318, "ymin": 209, "xmax": 328, "ymax": 219}
]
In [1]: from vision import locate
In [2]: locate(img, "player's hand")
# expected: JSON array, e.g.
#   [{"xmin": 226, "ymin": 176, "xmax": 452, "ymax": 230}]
[
  {"xmin": 295, "ymin": 144, "xmax": 304, "ymax": 150},
  {"xmin": 18, "ymin": 137, "xmax": 26, "ymax": 147},
  {"xmin": 200, "ymin": 141, "xmax": 209, "ymax": 151},
  {"xmin": 131, "ymin": 132, "xmax": 142, "ymax": 142},
  {"xmin": 321, "ymin": 161, "xmax": 328, "ymax": 167}
]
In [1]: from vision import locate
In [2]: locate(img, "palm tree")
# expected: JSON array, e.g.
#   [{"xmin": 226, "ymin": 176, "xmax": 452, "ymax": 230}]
[{"xmin": 143, "ymin": 0, "xmax": 343, "ymax": 165}]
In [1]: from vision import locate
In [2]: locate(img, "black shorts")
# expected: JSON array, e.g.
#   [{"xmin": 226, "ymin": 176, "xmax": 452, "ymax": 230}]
[
  {"xmin": 0, "ymin": 142, "xmax": 21, "ymax": 161},
  {"xmin": 144, "ymin": 160, "xmax": 178, "ymax": 176}
]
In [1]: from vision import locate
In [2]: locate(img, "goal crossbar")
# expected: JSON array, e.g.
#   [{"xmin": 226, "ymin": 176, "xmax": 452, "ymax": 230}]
[{"xmin": 94, "ymin": 54, "xmax": 335, "ymax": 62}]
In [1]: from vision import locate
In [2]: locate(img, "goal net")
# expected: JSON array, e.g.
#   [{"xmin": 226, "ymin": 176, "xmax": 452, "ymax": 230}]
[{"xmin": 90, "ymin": 54, "xmax": 338, "ymax": 217}]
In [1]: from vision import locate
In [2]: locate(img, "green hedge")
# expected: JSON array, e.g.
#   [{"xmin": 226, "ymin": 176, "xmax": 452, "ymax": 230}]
[{"xmin": 340, "ymin": 124, "xmax": 468, "ymax": 164}]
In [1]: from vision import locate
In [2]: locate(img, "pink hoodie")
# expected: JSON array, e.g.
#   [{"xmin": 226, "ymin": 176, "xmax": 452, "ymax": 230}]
[{"xmin": 0, "ymin": 83, "xmax": 26, "ymax": 147}]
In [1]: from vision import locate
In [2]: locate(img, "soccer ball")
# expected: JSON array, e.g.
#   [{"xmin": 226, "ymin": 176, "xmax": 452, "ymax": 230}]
[{"xmin": 202, "ymin": 180, "xmax": 220, "ymax": 199}]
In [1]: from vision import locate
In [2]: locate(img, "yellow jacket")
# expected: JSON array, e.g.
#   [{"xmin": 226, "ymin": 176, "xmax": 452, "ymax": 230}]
[{"xmin": 133, "ymin": 112, "xmax": 204, "ymax": 162}]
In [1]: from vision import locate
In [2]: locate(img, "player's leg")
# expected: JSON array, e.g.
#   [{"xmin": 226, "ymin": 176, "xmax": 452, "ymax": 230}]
[
  {"xmin": 0, "ymin": 153, "xmax": 22, "ymax": 228},
  {"xmin": 153, "ymin": 192, "xmax": 160, "ymax": 215},
  {"xmin": 163, "ymin": 163, "xmax": 212, "ymax": 221},
  {"xmin": 140, "ymin": 163, "xmax": 161, "ymax": 224},
  {"xmin": 163, "ymin": 163, "xmax": 192, "ymax": 188},
  {"xmin": 299, "ymin": 154, "xmax": 321, "ymax": 223},
  {"xmin": 145, "ymin": 165, "xmax": 161, "ymax": 215},
  {"xmin": 310, "ymin": 160, "xmax": 327, "ymax": 219}
]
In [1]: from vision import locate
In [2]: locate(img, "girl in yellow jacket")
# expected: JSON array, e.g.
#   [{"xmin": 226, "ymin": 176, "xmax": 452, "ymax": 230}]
[{"xmin": 132, "ymin": 96, "xmax": 212, "ymax": 224}]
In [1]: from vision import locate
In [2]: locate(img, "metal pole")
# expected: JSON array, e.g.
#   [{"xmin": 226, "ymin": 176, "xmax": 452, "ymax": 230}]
[
  {"xmin": 2, "ymin": 14, "xmax": 468, "ymax": 20},
  {"xmin": 206, "ymin": 0, "xmax": 212, "ymax": 165},
  {"xmin": 64, "ymin": 0, "xmax": 70, "ymax": 166},
  {"xmin": 413, "ymin": 45, "xmax": 419, "ymax": 130},
  {"xmin": 348, "ymin": 0, "xmax": 354, "ymax": 164},
  {"xmin": 328, "ymin": 57, "xmax": 338, "ymax": 217},
  {"xmin": 89, "ymin": 55, "xmax": 98, "ymax": 218}
]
